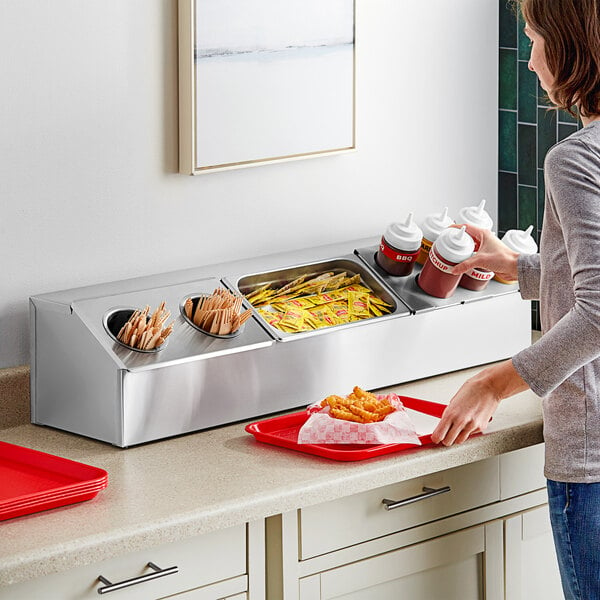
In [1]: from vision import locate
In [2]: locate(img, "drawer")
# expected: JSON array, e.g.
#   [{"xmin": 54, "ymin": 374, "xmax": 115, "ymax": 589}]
[
  {"xmin": 499, "ymin": 443, "xmax": 546, "ymax": 500},
  {"xmin": 164, "ymin": 576, "xmax": 248, "ymax": 599},
  {"xmin": 1, "ymin": 524, "xmax": 246, "ymax": 600},
  {"xmin": 299, "ymin": 457, "xmax": 499, "ymax": 559}
]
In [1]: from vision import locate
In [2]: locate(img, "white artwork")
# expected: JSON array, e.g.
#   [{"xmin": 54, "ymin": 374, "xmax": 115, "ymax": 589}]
[{"xmin": 179, "ymin": 0, "xmax": 355, "ymax": 173}]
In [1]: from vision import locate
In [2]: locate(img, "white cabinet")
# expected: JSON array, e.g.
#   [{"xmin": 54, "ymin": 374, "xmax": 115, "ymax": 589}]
[
  {"xmin": 268, "ymin": 444, "xmax": 556, "ymax": 600},
  {"xmin": 1, "ymin": 521, "xmax": 264, "ymax": 600},
  {"xmin": 299, "ymin": 458, "xmax": 500, "ymax": 559},
  {"xmin": 300, "ymin": 522, "xmax": 504, "ymax": 600},
  {"xmin": 499, "ymin": 443, "xmax": 546, "ymax": 500},
  {"xmin": 504, "ymin": 504, "xmax": 563, "ymax": 599}
]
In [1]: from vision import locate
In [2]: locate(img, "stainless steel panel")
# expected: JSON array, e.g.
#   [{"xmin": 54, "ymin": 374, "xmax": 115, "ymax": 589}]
[
  {"xmin": 354, "ymin": 245, "xmax": 519, "ymax": 313},
  {"xmin": 225, "ymin": 254, "xmax": 411, "ymax": 342},
  {"xmin": 30, "ymin": 296, "xmax": 123, "ymax": 445},
  {"xmin": 72, "ymin": 277, "xmax": 274, "ymax": 371},
  {"xmin": 30, "ymin": 237, "xmax": 532, "ymax": 447},
  {"xmin": 121, "ymin": 344, "xmax": 277, "ymax": 446}
]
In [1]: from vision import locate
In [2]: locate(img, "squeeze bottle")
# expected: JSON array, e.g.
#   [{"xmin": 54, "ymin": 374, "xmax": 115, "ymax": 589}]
[
  {"xmin": 457, "ymin": 199, "xmax": 495, "ymax": 291},
  {"xmin": 494, "ymin": 225, "xmax": 538, "ymax": 284},
  {"xmin": 416, "ymin": 207, "xmax": 454, "ymax": 265},
  {"xmin": 375, "ymin": 213, "xmax": 423, "ymax": 277},
  {"xmin": 417, "ymin": 225, "xmax": 475, "ymax": 298}
]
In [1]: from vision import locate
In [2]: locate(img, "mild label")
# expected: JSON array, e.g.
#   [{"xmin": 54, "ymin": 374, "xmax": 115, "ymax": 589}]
[{"xmin": 464, "ymin": 268, "xmax": 494, "ymax": 281}]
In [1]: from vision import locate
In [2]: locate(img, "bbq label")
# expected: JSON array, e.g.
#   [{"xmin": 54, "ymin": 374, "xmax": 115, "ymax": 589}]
[{"xmin": 379, "ymin": 238, "xmax": 419, "ymax": 263}]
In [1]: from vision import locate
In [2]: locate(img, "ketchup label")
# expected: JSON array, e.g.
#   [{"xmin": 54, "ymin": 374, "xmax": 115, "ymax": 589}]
[
  {"xmin": 428, "ymin": 246, "xmax": 455, "ymax": 273},
  {"xmin": 464, "ymin": 268, "xmax": 494, "ymax": 281},
  {"xmin": 379, "ymin": 237, "xmax": 419, "ymax": 264}
]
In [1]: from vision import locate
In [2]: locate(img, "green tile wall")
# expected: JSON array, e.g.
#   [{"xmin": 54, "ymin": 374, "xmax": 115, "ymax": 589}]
[{"xmin": 498, "ymin": 0, "xmax": 582, "ymax": 330}]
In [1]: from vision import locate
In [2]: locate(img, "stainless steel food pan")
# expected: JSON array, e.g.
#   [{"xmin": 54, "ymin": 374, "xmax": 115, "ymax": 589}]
[
  {"xmin": 224, "ymin": 254, "xmax": 412, "ymax": 341},
  {"xmin": 354, "ymin": 245, "xmax": 520, "ymax": 313}
]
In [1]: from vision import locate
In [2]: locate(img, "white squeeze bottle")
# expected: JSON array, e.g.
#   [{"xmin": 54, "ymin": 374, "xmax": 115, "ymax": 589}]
[
  {"xmin": 417, "ymin": 225, "xmax": 475, "ymax": 299},
  {"xmin": 457, "ymin": 199, "xmax": 495, "ymax": 292},
  {"xmin": 416, "ymin": 207, "xmax": 454, "ymax": 265},
  {"xmin": 494, "ymin": 225, "xmax": 538, "ymax": 284},
  {"xmin": 456, "ymin": 198, "xmax": 494, "ymax": 230},
  {"xmin": 375, "ymin": 213, "xmax": 423, "ymax": 277}
]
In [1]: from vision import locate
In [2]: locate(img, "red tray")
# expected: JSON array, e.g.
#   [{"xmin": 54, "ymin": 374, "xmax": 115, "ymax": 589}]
[
  {"xmin": 0, "ymin": 441, "xmax": 108, "ymax": 521},
  {"xmin": 245, "ymin": 396, "xmax": 447, "ymax": 461}
]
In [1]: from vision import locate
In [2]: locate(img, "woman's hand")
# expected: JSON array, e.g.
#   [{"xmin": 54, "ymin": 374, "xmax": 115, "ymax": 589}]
[
  {"xmin": 451, "ymin": 224, "xmax": 520, "ymax": 281},
  {"xmin": 431, "ymin": 360, "xmax": 529, "ymax": 446}
]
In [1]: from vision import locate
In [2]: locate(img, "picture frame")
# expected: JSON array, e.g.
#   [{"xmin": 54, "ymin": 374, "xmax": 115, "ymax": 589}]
[{"xmin": 178, "ymin": 0, "xmax": 356, "ymax": 175}]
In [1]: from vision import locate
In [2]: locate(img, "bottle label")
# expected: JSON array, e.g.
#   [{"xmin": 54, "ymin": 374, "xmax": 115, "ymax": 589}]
[
  {"xmin": 379, "ymin": 237, "xmax": 419, "ymax": 264},
  {"xmin": 428, "ymin": 246, "xmax": 456, "ymax": 273},
  {"xmin": 464, "ymin": 268, "xmax": 494, "ymax": 281}
]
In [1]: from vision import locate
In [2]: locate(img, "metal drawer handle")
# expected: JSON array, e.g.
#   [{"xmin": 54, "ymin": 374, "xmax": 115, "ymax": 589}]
[
  {"xmin": 382, "ymin": 485, "xmax": 451, "ymax": 510},
  {"xmin": 97, "ymin": 562, "xmax": 178, "ymax": 594}
]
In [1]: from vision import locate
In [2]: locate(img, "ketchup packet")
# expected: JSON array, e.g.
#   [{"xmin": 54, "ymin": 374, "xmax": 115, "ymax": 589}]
[{"xmin": 297, "ymin": 394, "xmax": 422, "ymax": 445}]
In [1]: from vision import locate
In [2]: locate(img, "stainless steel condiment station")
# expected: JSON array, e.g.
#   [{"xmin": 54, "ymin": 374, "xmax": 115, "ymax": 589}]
[{"xmin": 30, "ymin": 237, "xmax": 531, "ymax": 447}]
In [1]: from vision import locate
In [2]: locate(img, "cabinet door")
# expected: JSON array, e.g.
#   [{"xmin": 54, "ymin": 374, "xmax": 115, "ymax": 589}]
[
  {"xmin": 1, "ymin": 525, "xmax": 247, "ymax": 600},
  {"xmin": 301, "ymin": 523, "xmax": 504, "ymax": 600},
  {"xmin": 499, "ymin": 444, "xmax": 546, "ymax": 500},
  {"xmin": 504, "ymin": 505, "xmax": 563, "ymax": 600}
]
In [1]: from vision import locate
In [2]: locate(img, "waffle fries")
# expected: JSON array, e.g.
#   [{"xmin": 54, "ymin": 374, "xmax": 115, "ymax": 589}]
[
  {"xmin": 184, "ymin": 287, "xmax": 252, "ymax": 336},
  {"xmin": 321, "ymin": 387, "xmax": 396, "ymax": 423},
  {"xmin": 117, "ymin": 302, "xmax": 174, "ymax": 350}
]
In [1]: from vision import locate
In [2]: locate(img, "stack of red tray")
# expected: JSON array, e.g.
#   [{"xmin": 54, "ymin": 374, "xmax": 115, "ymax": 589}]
[{"xmin": 0, "ymin": 440, "xmax": 108, "ymax": 521}]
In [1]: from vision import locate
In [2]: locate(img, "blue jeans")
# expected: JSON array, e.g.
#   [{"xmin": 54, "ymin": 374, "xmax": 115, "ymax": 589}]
[{"xmin": 547, "ymin": 479, "xmax": 600, "ymax": 599}]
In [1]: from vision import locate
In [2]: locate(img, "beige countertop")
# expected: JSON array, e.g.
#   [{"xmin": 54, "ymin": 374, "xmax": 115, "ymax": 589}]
[{"xmin": 0, "ymin": 364, "xmax": 543, "ymax": 587}]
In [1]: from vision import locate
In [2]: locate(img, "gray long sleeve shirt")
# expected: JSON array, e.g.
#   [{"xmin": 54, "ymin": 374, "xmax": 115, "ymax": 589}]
[{"xmin": 513, "ymin": 120, "xmax": 600, "ymax": 483}]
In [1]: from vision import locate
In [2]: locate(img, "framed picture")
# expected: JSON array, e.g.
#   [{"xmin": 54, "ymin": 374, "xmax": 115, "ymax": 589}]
[{"xmin": 178, "ymin": 0, "xmax": 356, "ymax": 174}]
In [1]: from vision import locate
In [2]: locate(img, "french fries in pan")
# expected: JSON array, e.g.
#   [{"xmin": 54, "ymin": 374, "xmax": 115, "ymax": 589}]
[
  {"xmin": 184, "ymin": 287, "xmax": 252, "ymax": 336},
  {"xmin": 117, "ymin": 302, "xmax": 174, "ymax": 351},
  {"xmin": 321, "ymin": 386, "xmax": 396, "ymax": 423}
]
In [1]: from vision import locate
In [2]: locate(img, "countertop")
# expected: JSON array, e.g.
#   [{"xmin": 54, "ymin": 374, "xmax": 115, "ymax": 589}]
[{"xmin": 0, "ymin": 364, "xmax": 543, "ymax": 587}]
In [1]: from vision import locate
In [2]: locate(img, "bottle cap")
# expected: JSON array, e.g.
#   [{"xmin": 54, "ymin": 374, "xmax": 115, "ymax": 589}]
[
  {"xmin": 383, "ymin": 213, "xmax": 423, "ymax": 252},
  {"xmin": 434, "ymin": 225, "xmax": 475, "ymax": 264},
  {"xmin": 420, "ymin": 207, "xmax": 454, "ymax": 241},
  {"xmin": 500, "ymin": 225, "xmax": 538, "ymax": 254},
  {"xmin": 457, "ymin": 199, "xmax": 494, "ymax": 230}
]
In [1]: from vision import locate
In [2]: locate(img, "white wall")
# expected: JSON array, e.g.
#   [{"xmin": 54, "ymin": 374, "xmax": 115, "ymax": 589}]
[{"xmin": 0, "ymin": 0, "xmax": 498, "ymax": 368}]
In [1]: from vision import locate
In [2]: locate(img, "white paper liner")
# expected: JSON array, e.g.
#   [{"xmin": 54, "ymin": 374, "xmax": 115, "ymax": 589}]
[{"xmin": 297, "ymin": 393, "xmax": 422, "ymax": 445}]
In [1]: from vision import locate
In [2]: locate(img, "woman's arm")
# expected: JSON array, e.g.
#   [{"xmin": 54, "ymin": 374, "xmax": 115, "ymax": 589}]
[
  {"xmin": 431, "ymin": 359, "xmax": 530, "ymax": 446},
  {"xmin": 450, "ymin": 225, "xmax": 519, "ymax": 282},
  {"xmin": 451, "ymin": 224, "xmax": 541, "ymax": 300}
]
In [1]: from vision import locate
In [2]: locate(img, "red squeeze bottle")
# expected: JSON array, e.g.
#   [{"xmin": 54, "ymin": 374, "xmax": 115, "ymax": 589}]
[
  {"xmin": 375, "ymin": 213, "xmax": 423, "ymax": 277},
  {"xmin": 417, "ymin": 225, "xmax": 475, "ymax": 299},
  {"xmin": 457, "ymin": 199, "xmax": 495, "ymax": 292}
]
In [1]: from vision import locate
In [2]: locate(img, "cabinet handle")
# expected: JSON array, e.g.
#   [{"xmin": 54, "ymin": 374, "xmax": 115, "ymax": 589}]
[
  {"xmin": 97, "ymin": 562, "xmax": 178, "ymax": 594},
  {"xmin": 382, "ymin": 485, "xmax": 451, "ymax": 510}
]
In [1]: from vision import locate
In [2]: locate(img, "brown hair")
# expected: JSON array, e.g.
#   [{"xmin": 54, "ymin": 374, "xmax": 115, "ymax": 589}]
[{"xmin": 516, "ymin": 0, "xmax": 600, "ymax": 117}]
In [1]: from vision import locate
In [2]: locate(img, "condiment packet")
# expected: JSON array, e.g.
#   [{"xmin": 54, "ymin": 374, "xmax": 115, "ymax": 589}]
[{"xmin": 297, "ymin": 394, "xmax": 422, "ymax": 445}]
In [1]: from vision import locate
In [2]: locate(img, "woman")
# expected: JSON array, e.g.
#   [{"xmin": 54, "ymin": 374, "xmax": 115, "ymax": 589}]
[{"xmin": 431, "ymin": 1, "xmax": 600, "ymax": 597}]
